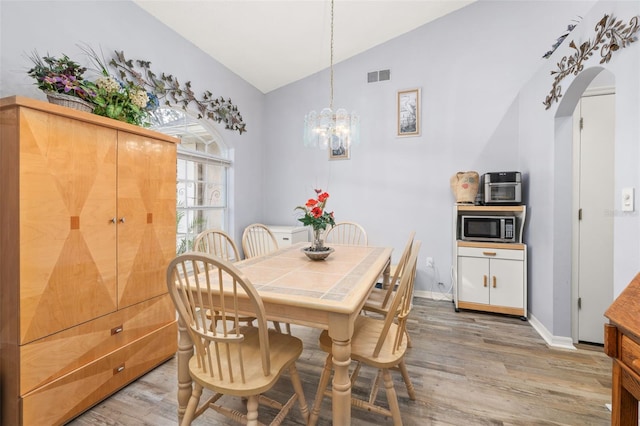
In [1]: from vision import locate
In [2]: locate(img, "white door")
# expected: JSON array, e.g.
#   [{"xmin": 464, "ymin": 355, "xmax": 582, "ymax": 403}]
[{"xmin": 575, "ymin": 93, "xmax": 615, "ymax": 344}]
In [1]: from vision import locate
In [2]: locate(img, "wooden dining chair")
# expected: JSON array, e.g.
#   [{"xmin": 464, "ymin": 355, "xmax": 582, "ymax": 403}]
[
  {"xmin": 166, "ymin": 253, "xmax": 309, "ymax": 426},
  {"xmin": 364, "ymin": 231, "xmax": 416, "ymax": 350},
  {"xmin": 241, "ymin": 223, "xmax": 290, "ymax": 334},
  {"xmin": 242, "ymin": 223, "xmax": 279, "ymax": 259},
  {"xmin": 324, "ymin": 221, "xmax": 368, "ymax": 245},
  {"xmin": 193, "ymin": 229, "xmax": 255, "ymax": 328},
  {"xmin": 308, "ymin": 240, "xmax": 421, "ymax": 426},
  {"xmin": 193, "ymin": 229, "xmax": 241, "ymax": 262},
  {"xmin": 364, "ymin": 231, "xmax": 416, "ymax": 316}
]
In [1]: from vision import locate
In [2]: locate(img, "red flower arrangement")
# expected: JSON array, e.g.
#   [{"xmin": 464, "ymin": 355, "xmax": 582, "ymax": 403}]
[{"xmin": 295, "ymin": 189, "xmax": 336, "ymax": 251}]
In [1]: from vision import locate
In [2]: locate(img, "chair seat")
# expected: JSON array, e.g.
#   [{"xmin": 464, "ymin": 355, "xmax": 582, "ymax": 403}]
[
  {"xmin": 317, "ymin": 316, "xmax": 407, "ymax": 368},
  {"xmin": 189, "ymin": 327, "xmax": 303, "ymax": 396},
  {"xmin": 363, "ymin": 287, "xmax": 396, "ymax": 314}
]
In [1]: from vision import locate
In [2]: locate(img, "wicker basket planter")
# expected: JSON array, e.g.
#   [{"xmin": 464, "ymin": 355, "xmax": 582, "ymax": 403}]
[{"xmin": 46, "ymin": 92, "xmax": 95, "ymax": 113}]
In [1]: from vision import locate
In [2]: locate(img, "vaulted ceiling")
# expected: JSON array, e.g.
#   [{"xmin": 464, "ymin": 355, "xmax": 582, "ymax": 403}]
[{"xmin": 133, "ymin": 0, "xmax": 475, "ymax": 93}]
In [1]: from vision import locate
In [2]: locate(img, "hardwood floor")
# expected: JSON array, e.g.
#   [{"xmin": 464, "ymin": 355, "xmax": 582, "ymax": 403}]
[{"xmin": 68, "ymin": 298, "xmax": 612, "ymax": 425}]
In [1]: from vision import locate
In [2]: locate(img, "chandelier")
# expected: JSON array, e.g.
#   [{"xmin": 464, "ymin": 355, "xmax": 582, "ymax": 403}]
[{"xmin": 304, "ymin": 0, "xmax": 360, "ymax": 150}]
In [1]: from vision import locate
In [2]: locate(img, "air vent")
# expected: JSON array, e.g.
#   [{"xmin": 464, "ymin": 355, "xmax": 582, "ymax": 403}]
[{"xmin": 367, "ymin": 69, "xmax": 391, "ymax": 83}]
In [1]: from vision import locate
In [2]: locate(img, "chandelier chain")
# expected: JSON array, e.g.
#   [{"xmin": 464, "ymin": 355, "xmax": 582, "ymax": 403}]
[{"xmin": 329, "ymin": 0, "xmax": 334, "ymax": 110}]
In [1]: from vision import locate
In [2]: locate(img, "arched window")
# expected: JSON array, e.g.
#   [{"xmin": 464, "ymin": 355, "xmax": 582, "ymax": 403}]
[{"xmin": 150, "ymin": 108, "xmax": 231, "ymax": 253}]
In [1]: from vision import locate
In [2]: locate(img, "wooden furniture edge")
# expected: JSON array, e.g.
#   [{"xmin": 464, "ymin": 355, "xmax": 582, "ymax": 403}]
[
  {"xmin": 458, "ymin": 301, "xmax": 524, "ymax": 317},
  {"xmin": 0, "ymin": 95, "xmax": 180, "ymax": 145},
  {"xmin": 455, "ymin": 204, "xmax": 525, "ymax": 212},
  {"xmin": 457, "ymin": 241, "xmax": 525, "ymax": 250}
]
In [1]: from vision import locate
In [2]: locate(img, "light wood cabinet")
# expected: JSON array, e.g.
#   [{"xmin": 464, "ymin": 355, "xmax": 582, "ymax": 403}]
[
  {"xmin": 453, "ymin": 205, "xmax": 528, "ymax": 318},
  {"xmin": 0, "ymin": 96, "xmax": 179, "ymax": 425},
  {"xmin": 604, "ymin": 273, "xmax": 640, "ymax": 426}
]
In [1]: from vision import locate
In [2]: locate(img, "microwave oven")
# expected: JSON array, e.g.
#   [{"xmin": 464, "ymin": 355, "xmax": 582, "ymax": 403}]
[
  {"xmin": 481, "ymin": 171, "xmax": 522, "ymax": 205},
  {"xmin": 461, "ymin": 215, "xmax": 517, "ymax": 243}
]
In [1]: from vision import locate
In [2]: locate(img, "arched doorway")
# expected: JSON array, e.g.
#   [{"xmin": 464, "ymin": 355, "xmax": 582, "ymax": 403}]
[{"xmin": 553, "ymin": 67, "xmax": 616, "ymax": 345}]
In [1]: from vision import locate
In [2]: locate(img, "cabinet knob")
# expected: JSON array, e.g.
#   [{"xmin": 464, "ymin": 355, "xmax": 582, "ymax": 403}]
[
  {"xmin": 113, "ymin": 364, "xmax": 125, "ymax": 374},
  {"xmin": 110, "ymin": 217, "xmax": 117, "ymax": 224},
  {"xmin": 119, "ymin": 217, "xmax": 126, "ymax": 223}
]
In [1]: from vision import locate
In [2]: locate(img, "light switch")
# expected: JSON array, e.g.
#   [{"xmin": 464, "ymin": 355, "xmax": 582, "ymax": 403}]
[{"xmin": 622, "ymin": 187, "xmax": 634, "ymax": 212}]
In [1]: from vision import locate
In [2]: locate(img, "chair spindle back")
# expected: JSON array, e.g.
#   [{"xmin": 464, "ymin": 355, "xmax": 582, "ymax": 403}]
[
  {"xmin": 166, "ymin": 253, "xmax": 271, "ymax": 382},
  {"xmin": 242, "ymin": 223, "xmax": 279, "ymax": 259}
]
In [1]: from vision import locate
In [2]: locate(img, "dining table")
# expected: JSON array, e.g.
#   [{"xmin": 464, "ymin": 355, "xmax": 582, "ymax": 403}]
[{"xmin": 175, "ymin": 241, "xmax": 392, "ymax": 425}]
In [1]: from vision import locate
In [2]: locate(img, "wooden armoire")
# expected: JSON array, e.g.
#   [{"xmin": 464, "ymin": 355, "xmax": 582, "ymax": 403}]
[{"xmin": 0, "ymin": 96, "xmax": 179, "ymax": 425}]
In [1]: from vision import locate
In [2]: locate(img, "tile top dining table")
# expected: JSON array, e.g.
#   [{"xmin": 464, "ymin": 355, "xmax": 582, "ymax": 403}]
[{"xmin": 175, "ymin": 241, "xmax": 392, "ymax": 425}]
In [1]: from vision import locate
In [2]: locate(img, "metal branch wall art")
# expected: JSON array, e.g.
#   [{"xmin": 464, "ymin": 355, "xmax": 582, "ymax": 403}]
[
  {"xmin": 543, "ymin": 14, "xmax": 639, "ymax": 110},
  {"xmin": 110, "ymin": 50, "xmax": 247, "ymax": 134}
]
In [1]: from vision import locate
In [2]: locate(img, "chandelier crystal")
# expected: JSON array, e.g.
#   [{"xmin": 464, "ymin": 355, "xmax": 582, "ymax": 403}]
[{"xmin": 304, "ymin": 0, "xmax": 360, "ymax": 150}]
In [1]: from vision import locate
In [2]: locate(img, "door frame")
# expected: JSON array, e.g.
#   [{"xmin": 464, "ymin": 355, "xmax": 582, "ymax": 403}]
[{"xmin": 570, "ymin": 85, "xmax": 615, "ymax": 344}]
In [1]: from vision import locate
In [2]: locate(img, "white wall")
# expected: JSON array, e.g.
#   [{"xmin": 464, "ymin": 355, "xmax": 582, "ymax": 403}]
[
  {"xmin": 261, "ymin": 1, "xmax": 602, "ymax": 314},
  {"xmin": 0, "ymin": 0, "xmax": 266, "ymax": 246},
  {"xmin": 519, "ymin": 1, "xmax": 640, "ymax": 337},
  {"xmin": 2, "ymin": 0, "xmax": 639, "ymax": 341}
]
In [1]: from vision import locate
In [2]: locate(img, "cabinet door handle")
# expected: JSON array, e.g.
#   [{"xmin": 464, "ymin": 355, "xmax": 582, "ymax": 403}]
[
  {"xmin": 493, "ymin": 276, "xmax": 497, "ymax": 288},
  {"xmin": 282, "ymin": 237, "xmax": 290, "ymax": 241},
  {"xmin": 483, "ymin": 275, "xmax": 488, "ymax": 287},
  {"xmin": 110, "ymin": 217, "xmax": 117, "ymax": 224},
  {"xmin": 111, "ymin": 325, "xmax": 123, "ymax": 335},
  {"xmin": 119, "ymin": 217, "xmax": 126, "ymax": 223},
  {"xmin": 483, "ymin": 251, "xmax": 497, "ymax": 256},
  {"xmin": 113, "ymin": 364, "xmax": 125, "ymax": 374}
]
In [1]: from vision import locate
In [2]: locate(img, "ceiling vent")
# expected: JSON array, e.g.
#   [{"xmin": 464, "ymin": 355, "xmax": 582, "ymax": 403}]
[{"xmin": 367, "ymin": 69, "xmax": 391, "ymax": 83}]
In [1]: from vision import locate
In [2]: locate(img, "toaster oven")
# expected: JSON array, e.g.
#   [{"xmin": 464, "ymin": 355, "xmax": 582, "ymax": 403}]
[{"xmin": 482, "ymin": 171, "xmax": 522, "ymax": 205}]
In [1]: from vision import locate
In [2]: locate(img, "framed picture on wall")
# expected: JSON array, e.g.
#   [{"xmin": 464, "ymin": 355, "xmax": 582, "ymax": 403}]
[
  {"xmin": 328, "ymin": 137, "xmax": 350, "ymax": 160},
  {"xmin": 397, "ymin": 88, "xmax": 421, "ymax": 137}
]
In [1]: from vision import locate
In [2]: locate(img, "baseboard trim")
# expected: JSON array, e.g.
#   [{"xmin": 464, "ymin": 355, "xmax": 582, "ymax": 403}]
[
  {"xmin": 416, "ymin": 293, "xmax": 576, "ymax": 350},
  {"xmin": 528, "ymin": 313, "xmax": 576, "ymax": 350},
  {"xmin": 414, "ymin": 290, "xmax": 453, "ymax": 302}
]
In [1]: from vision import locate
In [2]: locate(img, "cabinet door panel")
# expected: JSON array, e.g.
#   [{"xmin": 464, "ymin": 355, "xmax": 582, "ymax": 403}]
[
  {"xmin": 19, "ymin": 109, "xmax": 117, "ymax": 343},
  {"xmin": 458, "ymin": 256, "xmax": 489, "ymax": 305},
  {"xmin": 489, "ymin": 258, "xmax": 523, "ymax": 308},
  {"xmin": 117, "ymin": 132, "xmax": 176, "ymax": 308}
]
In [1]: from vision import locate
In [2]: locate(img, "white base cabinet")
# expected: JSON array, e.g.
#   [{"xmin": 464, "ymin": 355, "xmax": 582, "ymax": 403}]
[
  {"xmin": 456, "ymin": 243, "xmax": 526, "ymax": 317},
  {"xmin": 452, "ymin": 204, "xmax": 528, "ymax": 318},
  {"xmin": 267, "ymin": 225, "xmax": 309, "ymax": 247}
]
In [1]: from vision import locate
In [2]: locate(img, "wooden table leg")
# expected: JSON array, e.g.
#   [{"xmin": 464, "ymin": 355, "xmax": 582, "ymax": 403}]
[
  {"xmin": 382, "ymin": 259, "xmax": 391, "ymax": 289},
  {"xmin": 177, "ymin": 316, "xmax": 194, "ymax": 423},
  {"xmin": 331, "ymin": 337, "xmax": 352, "ymax": 425}
]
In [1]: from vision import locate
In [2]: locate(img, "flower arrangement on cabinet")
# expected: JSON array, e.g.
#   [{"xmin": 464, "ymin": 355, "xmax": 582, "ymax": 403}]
[
  {"xmin": 295, "ymin": 189, "xmax": 335, "ymax": 252},
  {"xmin": 26, "ymin": 52, "xmax": 95, "ymax": 107},
  {"xmin": 25, "ymin": 46, "xmax": 246, "ymax": 133},
  {"xmin": 81, "ymin": 46, "xmax": 157, "ymax": 126}
]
